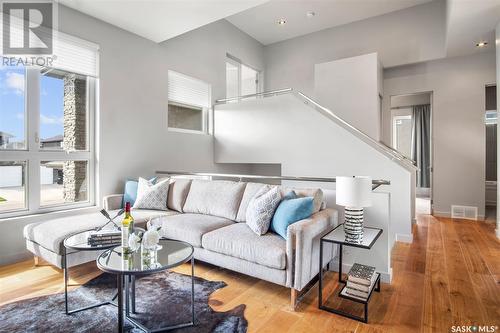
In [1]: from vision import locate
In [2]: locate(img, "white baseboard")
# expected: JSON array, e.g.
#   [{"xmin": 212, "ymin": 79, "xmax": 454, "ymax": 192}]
[
  {"xmin": 329, "ymin": 260, "xmax": 392, "ymax": 283},
  {"xmin": 496, "ymin": 228, "xmax": 500, "ymax": 239},
  {"xmin": 395, "ymin": 233, "xmax": 413, "ymax": 243}
]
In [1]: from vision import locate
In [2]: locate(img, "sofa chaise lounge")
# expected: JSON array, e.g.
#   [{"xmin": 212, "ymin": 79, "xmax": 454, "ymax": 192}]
[{"xmin": 24, "ymin": 178, "xmax": 338, "ymax": 308}]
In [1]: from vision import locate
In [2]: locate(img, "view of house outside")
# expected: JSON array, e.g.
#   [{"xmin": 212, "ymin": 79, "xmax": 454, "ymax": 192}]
[{"xmin": 0, "ymin": 67, "xmax": 88, "ymax": 212}]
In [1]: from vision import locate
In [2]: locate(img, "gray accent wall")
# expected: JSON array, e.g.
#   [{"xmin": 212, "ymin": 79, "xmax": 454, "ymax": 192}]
[{"xmin": 382, "ymin": 52, "xmax": 496, "ymax": 219}]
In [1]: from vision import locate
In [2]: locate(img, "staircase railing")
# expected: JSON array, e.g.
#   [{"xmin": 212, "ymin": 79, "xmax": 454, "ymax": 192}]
[
  {"xmin": 215, "ymin": 88, "xmax": 417, "ymax": 171},
  {"xmin": 155, "ymin": 171, "xmax": 390, "ymax": 190}
]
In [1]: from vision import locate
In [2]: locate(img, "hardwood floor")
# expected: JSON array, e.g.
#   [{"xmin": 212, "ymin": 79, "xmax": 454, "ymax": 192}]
[{"xmin": 1, "ymin": 214, "xmax": 499, "ymax": 333}]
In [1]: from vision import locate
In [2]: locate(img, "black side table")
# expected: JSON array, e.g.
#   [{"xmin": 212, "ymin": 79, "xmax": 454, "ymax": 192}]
[{"xmin": 319, "ymin": 223, "xmax": 383, "ymax": 323}]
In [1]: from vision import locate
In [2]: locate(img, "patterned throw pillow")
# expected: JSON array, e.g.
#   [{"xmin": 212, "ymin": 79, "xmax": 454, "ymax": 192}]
[
  {"xmin": 133, "ymin": 177, "xmax": 170, "ymax": 210},
  {"xmin": 245, "ymin": 185, "xmax": 282, "ymax": 235}
]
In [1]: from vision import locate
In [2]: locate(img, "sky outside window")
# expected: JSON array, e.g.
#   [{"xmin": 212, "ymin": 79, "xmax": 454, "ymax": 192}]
[{"xmin": 0, "ymin": 66, "xmax": 26, "ymax": 149}]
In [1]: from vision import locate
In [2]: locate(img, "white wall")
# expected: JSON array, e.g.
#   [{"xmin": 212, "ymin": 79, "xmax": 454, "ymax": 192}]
[
  {"xmin": 0, "ymin": 5, "xmax": 265, "ymax": 265},
  {"xmin": 315, "ymin": 53, "xmax": 381, "ymax": 140},
  {"xmin": 214, "ymin": 93, "xmax": 415, "ymax": 246},
  {"xmin": 382, "ymin": 52, "xmax": 496, "ymax": 218},
  {"xmin": 263, "ymin": 0, "xmax": 446, "ymax": 96},
  {"xmin": 391, "ymin": 93, "xmax": 431, "ymax": 108}
]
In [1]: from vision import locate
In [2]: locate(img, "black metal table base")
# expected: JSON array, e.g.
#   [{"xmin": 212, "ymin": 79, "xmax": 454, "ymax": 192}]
[
  {"xmin": 318, "ymin": 243, "xmax": 381, "ymax": 323},
  {"xmin": 63, "ymin": 247, "xmax": 118, "ymax": 315},
  {"xmin": 117, "ymin": 257, "xmax": 196, "ymax": 333}
]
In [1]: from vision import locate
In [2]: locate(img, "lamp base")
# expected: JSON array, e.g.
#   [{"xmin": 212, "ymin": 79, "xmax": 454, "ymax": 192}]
[{"xmin": 344, "ymin": 207, "xmax": 364, "ymax": 243}]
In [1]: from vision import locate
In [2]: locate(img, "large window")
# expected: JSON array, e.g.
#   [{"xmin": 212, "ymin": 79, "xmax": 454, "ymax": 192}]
[
  {"xmin": 0, "ymin": 66, "xmax": 95, "ymax": 216},
  {"xmin": 167, "ymin": 70, "xmax": 210, "ymax": 134},
  {"xmin": 226, "ymin": 54, "xmax": 261, "ymax": 100},
  {"xmin": 0, "ymin": 33, "xmax": 98, "ymax": 217}
]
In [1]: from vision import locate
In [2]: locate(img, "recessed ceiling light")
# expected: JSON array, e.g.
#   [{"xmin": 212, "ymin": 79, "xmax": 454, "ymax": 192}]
[
  {"xmin": 306, "ymin": 11, "xmax": 315, "ymax": 18},
  {"xmin": 476, "ymin": 41, "xmax": 488, "ymax": 48},
  {"xmin": 277, "ymin": 18, "xmax": 286, "ymax": 25}
]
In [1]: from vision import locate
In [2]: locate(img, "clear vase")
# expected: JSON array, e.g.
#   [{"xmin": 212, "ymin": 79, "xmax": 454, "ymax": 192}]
[{"xmin": 141, "ymin": 244, "xmax": 158, "ymax": 269}]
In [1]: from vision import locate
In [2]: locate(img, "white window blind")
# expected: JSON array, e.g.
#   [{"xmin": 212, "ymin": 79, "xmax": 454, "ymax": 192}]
[
  {"xmin": 168, "ymin": 70, "xmax": 210, "ymax": 108},
  {"xmin": 53, "ymin": 31, "xmax": 99, "ymax": 77},
  {"xmin": 1, "ymin": 15, "xmax": 99, "ymax": 77}
]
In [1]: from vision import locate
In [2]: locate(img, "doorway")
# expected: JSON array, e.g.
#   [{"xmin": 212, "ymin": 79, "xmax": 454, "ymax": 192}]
[
  {"xmin": 485, "ymin": 85, "xmax": 497, "ymax": 223},
  {"xmin": 390, "ymin": 92, "xmax": 433, "ymax": 215}
]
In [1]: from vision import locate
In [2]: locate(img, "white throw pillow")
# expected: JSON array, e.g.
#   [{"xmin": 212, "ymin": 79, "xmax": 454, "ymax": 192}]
[
  {"xmin": 246, "ymin": 185, "xmax": 282, "ymax": 235},
  {"xmin": 133, "ymin": 177, "xmax": 170, "ymax": 210}
]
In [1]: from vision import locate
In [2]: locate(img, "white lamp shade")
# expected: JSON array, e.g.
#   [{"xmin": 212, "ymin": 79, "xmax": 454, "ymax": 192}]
[{"xmin": 336, "ymin": 176, "xmax": 372, "ymax": 207}]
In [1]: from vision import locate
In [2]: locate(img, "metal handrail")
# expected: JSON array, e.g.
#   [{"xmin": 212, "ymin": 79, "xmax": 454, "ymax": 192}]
[
  {"xmin": 155, "ymin": 171, "xmax": 390, "ymax": 189},
  {"xmin": 216, "ymin": 88, "xmax": 416, "ymax": 170},
  {"xmin": 294, "ymin": 91, "xmax": 417, "ymax": 169},
  {"xmin": 215, "ymin": 88, "xmax": 292, "ymax": 104}
]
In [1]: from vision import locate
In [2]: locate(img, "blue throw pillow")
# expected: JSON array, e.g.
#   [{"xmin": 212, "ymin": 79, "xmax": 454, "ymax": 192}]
[
  {"xmin": 122, "ymin": 177, "xmax": 157, "ymax": 207},
  {"xmin": 270, "ymin": 195, "xmax": 314, "ymax": 239}
]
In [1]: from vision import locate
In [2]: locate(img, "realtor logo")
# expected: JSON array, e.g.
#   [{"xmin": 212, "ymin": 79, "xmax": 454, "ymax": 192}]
[{"xmin": 2, "ymin": 0, "xmax": 53, "ymax": 54}]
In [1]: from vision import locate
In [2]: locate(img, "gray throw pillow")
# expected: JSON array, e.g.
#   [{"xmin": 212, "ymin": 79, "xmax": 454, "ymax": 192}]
[
  {"xmin": 133, "ymin": 177, "xmax": 170, "ymax": 210},
  {"xmin": 246, "ymin": 185, "xmax": 282, "ymax": 235}
]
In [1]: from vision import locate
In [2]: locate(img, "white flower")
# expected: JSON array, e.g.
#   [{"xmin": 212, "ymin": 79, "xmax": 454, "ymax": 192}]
[
  {"xmin": 128, "ymin": 233, "xmax": 142, "ymax": 252},
  {"xmin": 142, "ymin": 229, "xmax": 160, "ymax": 249}
]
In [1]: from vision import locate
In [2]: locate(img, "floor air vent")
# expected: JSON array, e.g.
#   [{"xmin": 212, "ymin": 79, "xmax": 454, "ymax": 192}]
[{"xmin": 451, "ymin": 205, "xmax": 478, "ymax": 220}]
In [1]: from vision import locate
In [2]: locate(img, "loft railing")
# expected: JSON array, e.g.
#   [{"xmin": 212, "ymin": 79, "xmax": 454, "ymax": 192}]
[
  {"xmin": 155, "ymin": 171, "xmax": 390, "ymax": 190},
  {"xmin": 215, "ymin": 88, "xmax": 417, "ymax": 171}
]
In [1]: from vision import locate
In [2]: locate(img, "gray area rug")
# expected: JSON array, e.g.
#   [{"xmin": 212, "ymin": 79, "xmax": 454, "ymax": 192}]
[{"xmin": 0, "ymin": 271, "xmax": 247, "ymax": 333}]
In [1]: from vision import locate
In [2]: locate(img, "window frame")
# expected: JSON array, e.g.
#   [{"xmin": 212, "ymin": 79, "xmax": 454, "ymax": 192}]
[
  {"xmin": 392, "ymin": 114, "xmax": 412, "ymax": 152},
  {"xmin": 167, "ymin": 101, "xmax": 208, "ymax": 135},
  {"xmin": 167, "ymin": 71, "xmax": 211, "ymax": 135},
  {"xmin": 0, "ymin": 67, "xmax": 96, "ymax": 218},
  {"xmin": 225, "ymin": 53, "xmax": 262, "ymax": 100}
]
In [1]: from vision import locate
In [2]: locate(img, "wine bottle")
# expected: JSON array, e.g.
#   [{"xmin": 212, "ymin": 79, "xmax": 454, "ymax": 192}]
[{"xmin": 121, "ymin": 202, "xmax": 134, "ymax": 251}]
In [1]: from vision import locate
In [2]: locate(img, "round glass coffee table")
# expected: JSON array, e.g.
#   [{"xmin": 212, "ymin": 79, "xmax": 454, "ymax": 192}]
[
  {"xmin": 97, "ymin": 239, "xmax": 195, "ymax": 333},
  {"xmin": 63, "ymin": 229, "xmax": 123, "ymax": 315}
]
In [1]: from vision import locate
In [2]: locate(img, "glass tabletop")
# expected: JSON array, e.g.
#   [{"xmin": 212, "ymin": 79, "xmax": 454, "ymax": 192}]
[
  {"xmin": 64, "ymin": 229, "xmax": 122, "ymax": 251},
  {"xmin": 63, "ymin": 227, "xmax": 145, "ymax": 251},
  {"xmin": 96, "ymin": 239, "xmax": 194, "ymax": 275},
  {"xmin": 322, "ymin": 224, "xmax": 383, "ymax": 249}
]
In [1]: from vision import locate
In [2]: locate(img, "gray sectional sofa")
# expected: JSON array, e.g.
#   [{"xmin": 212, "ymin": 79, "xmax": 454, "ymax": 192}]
[{"xmin": 24, "ymin": 178, "xmax": 338, "ymax": 309}]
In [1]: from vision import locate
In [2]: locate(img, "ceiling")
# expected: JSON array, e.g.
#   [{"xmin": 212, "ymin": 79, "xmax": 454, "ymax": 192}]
[
  {"xmin": 57, "ymin": 0, "xmax": 268, "ymax": 43},
  {"xmin": 226, "ymin": 0, "xmax": 432, "ymax": 45},
  {"xmin": 445, "ymin": 0, "xmax": 500, "ymax": 57}
]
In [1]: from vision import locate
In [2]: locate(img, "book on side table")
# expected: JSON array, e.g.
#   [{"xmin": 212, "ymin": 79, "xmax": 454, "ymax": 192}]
[{"xmin": 344, "ymin": 263, "xmax": 377, "ymax": 300}]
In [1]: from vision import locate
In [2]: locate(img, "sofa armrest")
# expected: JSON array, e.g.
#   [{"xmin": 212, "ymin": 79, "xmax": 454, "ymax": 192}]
[
  {"xmin": 103, "ymin": 194, "xmax": 123, "ymax": 211},
  {"xmin": 286, "ymin": 208, "xmax": 338, "ymax": 291}
]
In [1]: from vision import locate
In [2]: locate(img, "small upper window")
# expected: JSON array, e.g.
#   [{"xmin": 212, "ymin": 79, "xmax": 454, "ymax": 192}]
[
  {"xmin": 168, "ymin": 70, "xmax": 210, "ymax": 133},
  {"xmin": 226, "ymin": 54, "xmax": 260, "ymax": 100}
]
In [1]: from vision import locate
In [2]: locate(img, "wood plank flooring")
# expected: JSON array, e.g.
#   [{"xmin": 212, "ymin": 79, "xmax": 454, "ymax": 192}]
[{"xmin": 0, "ymin": 214, "xmax": 499, "ymax": 333}]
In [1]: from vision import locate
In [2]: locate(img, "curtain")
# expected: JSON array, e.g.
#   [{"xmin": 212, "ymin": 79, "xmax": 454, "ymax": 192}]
[{"xmin": 411, "ymin": 104, "xmax": 431, "ymax": 188}]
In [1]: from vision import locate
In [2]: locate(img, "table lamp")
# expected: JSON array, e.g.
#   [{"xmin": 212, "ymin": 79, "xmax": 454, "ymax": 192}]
[{"xmin": 336, "ymin": 176, "xmax": 372, "ymax": 243}]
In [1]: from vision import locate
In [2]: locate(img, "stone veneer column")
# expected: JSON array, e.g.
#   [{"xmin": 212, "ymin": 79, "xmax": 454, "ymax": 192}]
[{"xmin": 62, "ymin": 74, "xmax": 87, "ymax": 202}]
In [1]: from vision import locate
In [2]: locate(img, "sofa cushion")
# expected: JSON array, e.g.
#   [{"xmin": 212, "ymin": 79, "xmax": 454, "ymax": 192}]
[
  {"xmin": 202, "ymin": 223, "xmax": 286, "ymax": 270},
  {"xmin": 123, "ymin": 177, "xmax": 157, "ymax": 207},
  {"xmin": 150, "ymin": 213, "xmax": 234, "ymax": 247},
  {"xmin": 246, "ymin": 185, "xmax": 282, "ymax": 235},
  {"xmin": 183, "ymin": 180, "xmax": 246, "ymax": 220},
  {"xmin": 23, "ymin": 209, "xmax": 178, "ymax": 254},
  {"xmin": 133, "ymin": 178, "xmax": 170, "ymax": 210},
  {"xmin": 280, "ymin": 187, "xmax": 324, "ymax": 214},
  {"xmin": 167, "ymin": 178, "xmax": 192, "ymax": 212},
  {"xmin": 235, "ymin": 182, "xmax": 267, "ymax": 222}
]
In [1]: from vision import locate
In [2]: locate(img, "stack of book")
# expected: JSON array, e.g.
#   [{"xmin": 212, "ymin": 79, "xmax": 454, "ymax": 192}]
[
  {"xmin": 345, "ymin": 263, "xmax": 377, "ymax": 300},
  {"xmin": 88, "ymin": 230, "xmax": 121, "ymax": 246}
]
